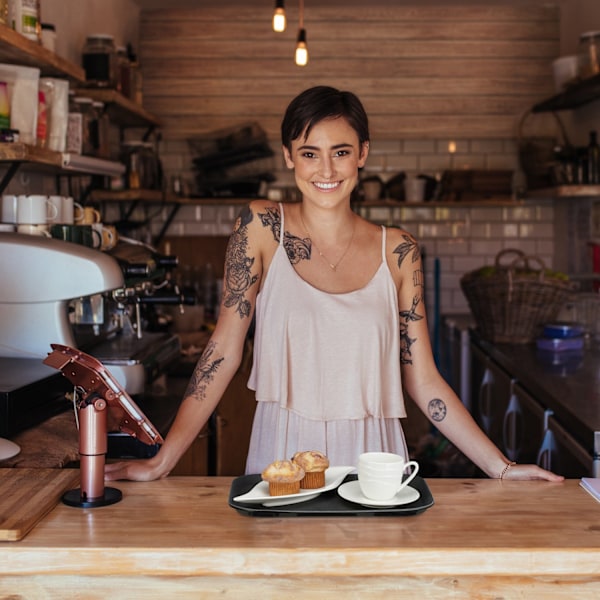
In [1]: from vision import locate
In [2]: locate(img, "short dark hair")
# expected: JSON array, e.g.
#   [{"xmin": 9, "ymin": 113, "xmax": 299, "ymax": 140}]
[{"xmin": 281, "ymin": 86, "xmax": 370, "ymax": 151}]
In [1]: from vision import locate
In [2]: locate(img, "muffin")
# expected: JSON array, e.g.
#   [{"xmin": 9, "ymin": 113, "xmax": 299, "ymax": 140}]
[
  {"xmin": 291, "ymin": 451, "xmax": 330, "ymax": 489},
  {"xmin": 261, "ymin": 459, "xmax": 305, "ymax": 496}
]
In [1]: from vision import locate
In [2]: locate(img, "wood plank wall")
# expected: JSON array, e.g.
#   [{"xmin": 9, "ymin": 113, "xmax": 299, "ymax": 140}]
[{"xmin": 139, "ymin": 1, "xmax": 560, "ymax": 143}]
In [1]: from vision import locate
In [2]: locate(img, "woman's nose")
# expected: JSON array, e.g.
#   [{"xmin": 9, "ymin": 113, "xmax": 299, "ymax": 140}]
[{"xmin": 319, "ymin": 156, "xmax": 335, "ymax": 177}]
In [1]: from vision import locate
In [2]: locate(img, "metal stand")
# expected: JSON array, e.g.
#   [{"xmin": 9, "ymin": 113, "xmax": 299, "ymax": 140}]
[{"xmin": 62, "ymin": 393, "xmax": 122, "ymax": 508}]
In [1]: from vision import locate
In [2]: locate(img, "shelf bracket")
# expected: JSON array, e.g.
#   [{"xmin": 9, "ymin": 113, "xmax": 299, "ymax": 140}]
[
  {"xmin": 154, "ymin": 203, "xmax": 180, "ymax": 246},
  {"xmin": 0, "ymin": 161, "xmax": 22, "ymax": 194}
]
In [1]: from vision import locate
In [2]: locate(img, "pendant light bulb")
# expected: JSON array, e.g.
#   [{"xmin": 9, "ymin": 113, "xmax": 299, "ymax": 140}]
[
  {"xmin": 295, "ymin": 28, "xmax": 308, "ymax": 66},
  {"xmin": 272, "ymin": 0, "xmax": 286, "ymax": 32}
]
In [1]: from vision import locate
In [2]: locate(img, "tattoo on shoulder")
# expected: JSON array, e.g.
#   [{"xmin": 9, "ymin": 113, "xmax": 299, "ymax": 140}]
[
  {"xmin": 257, "ymin": 205, "xmax": 311, "ymax": 264},
  {"xmin": 223, "ymin": 205, "xmax": 259, "ymax": 318},
  {"xmin": 428, "ymin": 398, "xmax": 447, "ymax": 422},
  {"xmin": 185, "ymin": 341, "xmax": 224, "ymax": 401},
  {"xmin": 392, "ymin": 234, "xmax": 420, "ymax": 269}
]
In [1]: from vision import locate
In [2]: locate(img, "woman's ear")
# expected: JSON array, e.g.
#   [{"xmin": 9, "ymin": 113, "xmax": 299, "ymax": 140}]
[
  {"xmin": 358, "ymin": 141, "xmax": 370, "ymax": 168},
  {"xmin": 282, "ymin": 145, "xmax": 294, "ymax": 169}
]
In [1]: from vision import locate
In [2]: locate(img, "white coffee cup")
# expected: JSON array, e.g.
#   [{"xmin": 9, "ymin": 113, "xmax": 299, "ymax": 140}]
[
  {"xmin": 357, "ymin": 452, "xmax": 419, "ymax": 501},
  {"xmin": 16, "ymin": 195, "xmax": 58, "ymax": 224},
  {"xmin": 1, "ymin": 194, "xmax": 18, "ymax": 223},
  {"xmin": 47, "ymin": 195, "xmax": 64, "ymax": 223},
  {"xmin": 60, "ymin": 196, "xmax": 84, "ymax": 224},
  {"xmin": 17, "ymin": 223, "xmax": 51, "ymax": 237}
]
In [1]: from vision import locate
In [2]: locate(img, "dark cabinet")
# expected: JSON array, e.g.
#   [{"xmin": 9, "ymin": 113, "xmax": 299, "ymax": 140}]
[{"xmin": 470, "ymin": 341, "xmax": 594, "ymax": 477}]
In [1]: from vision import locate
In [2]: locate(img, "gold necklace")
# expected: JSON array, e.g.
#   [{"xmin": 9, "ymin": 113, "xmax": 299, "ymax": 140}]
[{"xmin": 300, "ymin": 211, "xmax": 356, "ymax": 272}]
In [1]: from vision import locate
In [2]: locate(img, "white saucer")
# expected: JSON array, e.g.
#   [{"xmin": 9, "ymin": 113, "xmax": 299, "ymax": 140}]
[
  {"xmin": 337, "ymin": 480, "xmax": 420, "ymax": 508},
  {"xmin": 233, "ymin": 465, "xmax": 355, "ymax": 507},
  {"xmin": 0, "ymin": 437, "xmax": 20, "ymax": 461}
]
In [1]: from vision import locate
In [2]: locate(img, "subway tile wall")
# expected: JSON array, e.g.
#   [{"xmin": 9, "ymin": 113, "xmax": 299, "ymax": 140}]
[{"xmin": 148, "ymin": 136, "xmax": 555, "ymax": 322}]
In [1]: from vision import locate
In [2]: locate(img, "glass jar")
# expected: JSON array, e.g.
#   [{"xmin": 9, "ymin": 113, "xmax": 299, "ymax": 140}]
[
  {"xmin": 82, "ymin": 34, "xmax": 118, "ymax": 88},
  {"xmin": 579, "ymin": 31, "xmax": 600, "ymax": 78},
  {"xmin": 73, "ymin": 96, "xmax": 94, "ymax": 155}
]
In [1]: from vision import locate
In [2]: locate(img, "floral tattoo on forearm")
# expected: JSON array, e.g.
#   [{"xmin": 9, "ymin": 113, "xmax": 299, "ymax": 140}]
[
  {"xmin": 185, "ymin": 341, "xmax": 224, "ymax": 401},
  {"xmin": 223, "ymin": 205, "xmax": 259, "ymax": 318},
  {"xmin": 258, "ymin": 205, "xmax": 310, "ymax": 264},
  {"xmin": 393, "ymin": 234, "xmax": 424, "ymax": 365}
]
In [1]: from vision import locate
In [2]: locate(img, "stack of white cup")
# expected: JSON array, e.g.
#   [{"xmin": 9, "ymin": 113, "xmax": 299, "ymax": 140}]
[
  {"xmin": 0, "ymin": 194, "xmax": 82, "ymax": 235},
  {"xmin": 357, "ymin": 452, "xmax": 420, "ymax": 501}
]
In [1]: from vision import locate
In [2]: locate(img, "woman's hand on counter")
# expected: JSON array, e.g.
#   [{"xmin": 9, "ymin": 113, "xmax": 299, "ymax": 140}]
[
  {"xmin": 104, "ymin": 457, "xmax": 169, "ymax": 482},
  {"xmin": 500, "ymin": 463, "xmax": 564, "ymax": 482}
]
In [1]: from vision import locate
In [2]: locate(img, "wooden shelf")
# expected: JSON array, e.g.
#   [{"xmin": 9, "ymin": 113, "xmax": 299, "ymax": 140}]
[
  {"xmin": 0, "ymin": 142, "xmax": 62, "ymax": 168},
  {"xmin": 0, "ymin": 143, "xmax": 124, "ymax": 176},
  {"xmin": 90, "ymin": 189, "xmax": 165, "ymax": 203},
  {"xmin": 526, "ymin": 184, "xmax": 600, "ymax": 198},
  {"xmin": 532, "ymin": 73, "xmax": 600, "ymax": 113},
  {"xmin": 0, "ymin": 24, "xmax": 84, "ymax": 82},
  {"xmin": 76, "ymin": 89, "xmax": 161, "ymax": 129}
]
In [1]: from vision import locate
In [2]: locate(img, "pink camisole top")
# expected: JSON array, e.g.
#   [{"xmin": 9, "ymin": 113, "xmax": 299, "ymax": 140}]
[{"xmin": 247, "ymin": 203, "xmax": 406, "ymax": 421}]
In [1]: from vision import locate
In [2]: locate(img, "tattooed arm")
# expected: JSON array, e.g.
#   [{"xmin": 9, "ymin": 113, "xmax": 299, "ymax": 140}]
[
  {"xmin": 389, "ymin": 228, "xmax": 562, "ymax": 482},
  {"xmin": 105, "ymin": 201, "xmax": 271, "ymax": 482}
]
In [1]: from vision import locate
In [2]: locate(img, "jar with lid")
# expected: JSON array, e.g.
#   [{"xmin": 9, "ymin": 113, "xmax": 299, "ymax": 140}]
[
  {"xmin": 579, "ymin": 31, "xmax": 600, "ymax": 78},
  {"xmin": 82, "ymin": 34, "xmax": 118, "ymax": 88}
]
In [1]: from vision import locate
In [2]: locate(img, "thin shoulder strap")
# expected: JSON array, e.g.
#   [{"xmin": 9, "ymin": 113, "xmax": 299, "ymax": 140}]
[
  {"xmin": 278, "ymin": 202, "xmax": 285, "ymax": 246},
  {"xmin": 381, "ymin": 225, "xmax": 387, "ymax": 259}
]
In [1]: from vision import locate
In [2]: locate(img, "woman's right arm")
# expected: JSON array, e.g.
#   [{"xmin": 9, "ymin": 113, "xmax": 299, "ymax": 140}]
[{"xmin": 104, "ymin": 202, "xmax": 266, "ymax": 482}]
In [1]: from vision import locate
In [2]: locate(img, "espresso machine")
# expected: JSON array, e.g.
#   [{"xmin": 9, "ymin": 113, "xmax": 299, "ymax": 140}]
[{"xmin": 0, "ymin": 232, "xmax": 190, "ymax": 439}]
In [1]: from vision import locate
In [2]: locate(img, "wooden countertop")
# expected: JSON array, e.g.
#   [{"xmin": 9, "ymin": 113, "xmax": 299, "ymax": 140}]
[{"xmin": 1, "ymin": 476, "xmax": 599, "ymax": 598}]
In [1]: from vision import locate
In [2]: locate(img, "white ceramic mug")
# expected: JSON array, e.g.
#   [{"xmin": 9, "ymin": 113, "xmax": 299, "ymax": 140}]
[
  {"xmin": 16, "ymin": 195, "xmax": 58, "ymax": 224},
  {"xmin": 1, "ymin": 194, "xmax": 18, "ymax": 223},
  {"xmin": 61, "ymin": 196, "xmax": 83, "ymax": 225},
  {"xmin": 357, "ymin": 452, "xmax": 419, "ymax": 501},
  {"xmin": 47, "ymin": 195, "xmax": 64, "ymax": 223},
  {"xmin": 17, "ymin": 223, "xmax": 51, "ymax": 237}
]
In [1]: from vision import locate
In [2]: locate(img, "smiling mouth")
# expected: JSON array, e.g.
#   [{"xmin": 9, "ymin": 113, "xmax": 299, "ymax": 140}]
[{"xmin": 313, "ymin": 181, "xmax": 341, "ymax": 191}]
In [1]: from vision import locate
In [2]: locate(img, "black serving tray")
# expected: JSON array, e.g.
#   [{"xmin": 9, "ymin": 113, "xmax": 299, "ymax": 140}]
[{"xmin": 228, "ymin": 474, "xmax": 434, "ymax": 517}]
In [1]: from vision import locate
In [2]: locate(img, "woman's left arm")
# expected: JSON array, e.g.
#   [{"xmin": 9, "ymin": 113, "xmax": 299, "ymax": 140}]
[{"xmin": 387, "ymin": 229, "xmax": 563, "ymax": 482}]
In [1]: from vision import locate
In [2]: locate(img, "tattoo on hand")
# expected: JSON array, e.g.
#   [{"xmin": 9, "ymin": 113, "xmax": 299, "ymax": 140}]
[
  {"xmin": 223, "ymin": 205, "xmax": 259, "ymax": 318},
  {"xmin": 428, "ymin": 398, "xmax": 447, "ymax": 422},
  {"xmin": 258, "ymin": 206, "xmax": 310, "ymax": 264},
  {"xmin": 185, "ymin": 341, "xmax": 224, "ymax": 401}
]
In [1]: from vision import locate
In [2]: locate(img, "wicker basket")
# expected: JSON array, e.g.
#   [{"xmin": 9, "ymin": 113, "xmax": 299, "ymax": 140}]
[{"xmin": 460, "ymin": 249, "xmax": 572, "ymax": 343}]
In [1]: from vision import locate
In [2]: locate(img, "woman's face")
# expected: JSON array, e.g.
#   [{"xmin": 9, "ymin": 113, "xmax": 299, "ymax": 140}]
[{"xmin": 283, "ymin": 116, "xmax": 369, "ymax": 207}]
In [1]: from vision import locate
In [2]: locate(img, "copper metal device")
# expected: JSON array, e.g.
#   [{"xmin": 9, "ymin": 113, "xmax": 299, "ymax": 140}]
[{"xmin": 43, "ymin": 344, "xmax": 164, "ymax": 508}]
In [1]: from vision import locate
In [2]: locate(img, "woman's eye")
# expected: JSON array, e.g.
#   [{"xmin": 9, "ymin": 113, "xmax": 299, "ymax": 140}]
[
  {"xmin": 335, "ymin": 150, "xmax": 349, "ymax": 157},
  {"xmin": 302, "ymin": 151, "xmax": 316, "ymax": 159}
]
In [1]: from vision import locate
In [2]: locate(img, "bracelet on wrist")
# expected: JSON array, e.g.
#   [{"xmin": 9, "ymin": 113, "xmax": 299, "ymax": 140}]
[{"xmin": 500, "ymin": 461, "xmax": 517, "ymax": 480}]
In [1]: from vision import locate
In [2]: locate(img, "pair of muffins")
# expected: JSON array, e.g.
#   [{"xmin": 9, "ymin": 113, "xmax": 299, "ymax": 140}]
[{"xmin": 261, "ymin": 451, "xmax": 330, "ymax": 496}]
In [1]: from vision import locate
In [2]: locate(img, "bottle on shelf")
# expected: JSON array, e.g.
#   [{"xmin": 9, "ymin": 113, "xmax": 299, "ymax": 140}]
[{"xmin": 587, "ymin": 130, "xmax": 600, "ymax": 184}]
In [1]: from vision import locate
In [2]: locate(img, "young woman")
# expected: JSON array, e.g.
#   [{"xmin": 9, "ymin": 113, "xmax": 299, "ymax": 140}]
[{"xmin": 105, "ymin": 86, "xmax": 563, "ymax": 483}]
